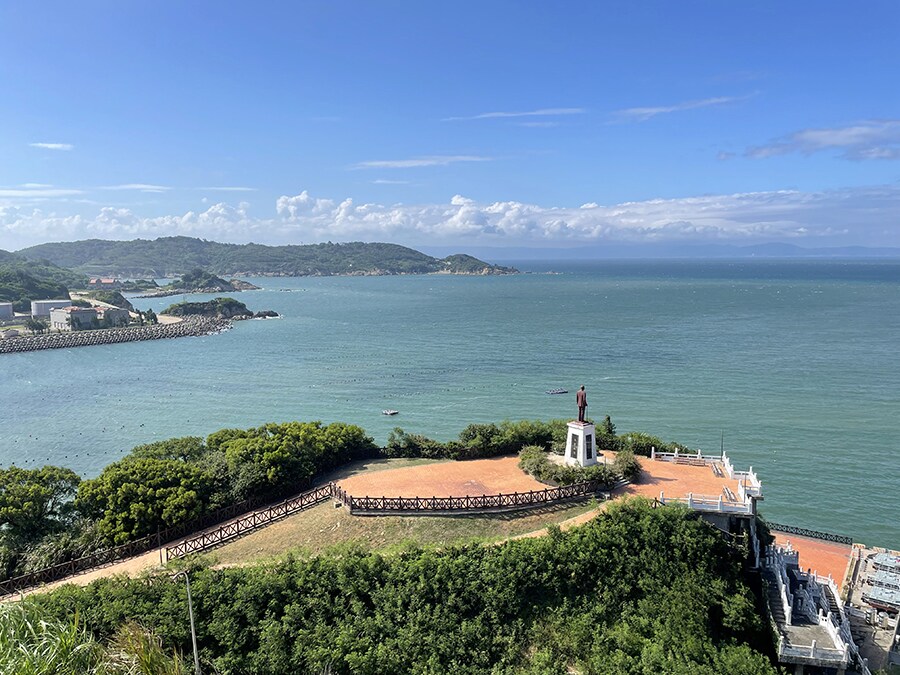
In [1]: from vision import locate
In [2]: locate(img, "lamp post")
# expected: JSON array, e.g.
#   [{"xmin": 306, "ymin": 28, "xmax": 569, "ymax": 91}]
[{"xmin": 174, "ymin": 571, "xmax": 201, "ymax": 674}]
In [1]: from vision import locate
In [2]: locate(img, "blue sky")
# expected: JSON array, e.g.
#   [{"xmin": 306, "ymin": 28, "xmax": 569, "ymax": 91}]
[{"xmin": 2, "ymin": 1, "xmax": 899, "ymax": 251}]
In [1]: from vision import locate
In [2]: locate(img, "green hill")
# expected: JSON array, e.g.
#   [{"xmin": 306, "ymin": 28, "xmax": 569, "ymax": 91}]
[
  {"xmin": 17, "ymin": 237, "xmax": 517, "ymax": 277},
  {"xmin": 0, "ymin": 249, "xmax": 88, "ymax": 312},
  {"xmin": 162, "ymin": 297, "xmax": 253, "ymax": 319}
]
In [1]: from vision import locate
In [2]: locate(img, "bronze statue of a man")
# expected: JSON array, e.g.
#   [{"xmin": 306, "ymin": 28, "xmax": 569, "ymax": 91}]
[{"xmin": 576, "ymin": 385, "xmax": 587, "ymax": 422}]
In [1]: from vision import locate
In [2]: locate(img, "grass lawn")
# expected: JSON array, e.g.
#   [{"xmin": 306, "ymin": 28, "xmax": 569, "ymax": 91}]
[
  {"xmin": 195, "ymin": 456, "xmax": 599, "ymax": 568},
  {"xmin": 206, "ymin": 499, "xmax": 598, "ymax": 567}
]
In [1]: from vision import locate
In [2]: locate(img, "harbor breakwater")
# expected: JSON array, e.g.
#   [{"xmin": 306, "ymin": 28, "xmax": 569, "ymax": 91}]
[{"xmin": 0, "ymin": 317, "xmax": 231, "ymax": 354}]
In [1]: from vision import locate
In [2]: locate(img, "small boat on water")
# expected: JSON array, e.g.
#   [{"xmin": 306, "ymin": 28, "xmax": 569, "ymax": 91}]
[
  {"xmin": 546, "ymin": 388, "xmax": 568, "ymax": 395},
  {"xmin": 382, "ymin": 409, "xmax": 399, "ymax": 416}
]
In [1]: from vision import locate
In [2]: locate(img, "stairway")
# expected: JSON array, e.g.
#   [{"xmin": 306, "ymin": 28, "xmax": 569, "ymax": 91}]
[
  {"xmin": 762, "ymin": 567, "xmax": 787, "ymax": 625},
  {"xmin": 823, "ymin": 583, "xmax": 841, "ymax": 616}
]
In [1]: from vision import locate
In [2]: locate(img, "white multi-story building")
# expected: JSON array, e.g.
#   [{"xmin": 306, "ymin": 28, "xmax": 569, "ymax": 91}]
[
  {"xmin": 31, "ymin": 299, "xmax": 72, "ymax": 317},
  {"xmin": 50, "ymin": 306, "xmax": 99, "ymax": 331},
  {"xmin": 49, "ymin": 305, "xmax": 131, "ymax": 331}
]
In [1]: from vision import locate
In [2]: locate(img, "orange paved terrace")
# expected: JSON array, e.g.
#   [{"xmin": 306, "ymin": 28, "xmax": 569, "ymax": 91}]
[
  {"xmin": 338, "ymin": 452, "xmax": 745, "ymax": 505},
  {"xmin": 772, "ymin": 532, "xmax": 853, "ymax": 589},
  {"xmin": 616, "ymin": 452, "xmax": 744, "ymax": 502},
  {"xmin": 338, "ymin": 456, "xmax": 546, "ymax": 497}
]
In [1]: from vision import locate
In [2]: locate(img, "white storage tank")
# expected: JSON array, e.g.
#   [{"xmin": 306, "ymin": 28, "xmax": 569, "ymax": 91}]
[
  {"xmin": 0, "ymin": 302, "xmax": 13, "ymax": 320},
  {"xmin": 31, "ymin": 299, "xmax": 72, "ymax": 317}
]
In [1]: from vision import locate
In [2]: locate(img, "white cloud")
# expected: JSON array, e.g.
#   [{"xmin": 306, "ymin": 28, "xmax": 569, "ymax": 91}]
[
  {"xmin": 352, "ymin": 155, "xmax": 492, "ymax": 169},
  {"xmin": 748, "ymin": 120, "xmax": 900, "ymax": 160},
  {"xmin": 443, "ymin": 108, "xmax": 585, "ymax": 122},
  {"xmin": 371, "ymin": 179, "xmax": 410, "ymax": 185},
  {"xmin": 29, "ymin": 142, "xmax": 74, "ymax": 151},
  {"xmin": 3, "ymin": 184, "xmax": 898, "ymax": 250},
  {"xmin": 615, "ymin": 95, "xmax": 749, "ymax": 122},
  {"xmin": 101, "ymin": 183, "xmax": 172, "ymax": 193},
  {"xmin": 0, "ymin": 187, "xmax": 84, "ymax": 198},
  {"xmin": 195, "ymin": 186, "xmax": 257, "ymax": 192},
  {"xmin": 18, "ymin": 183, "xmax": 54, "ymax": 189}
]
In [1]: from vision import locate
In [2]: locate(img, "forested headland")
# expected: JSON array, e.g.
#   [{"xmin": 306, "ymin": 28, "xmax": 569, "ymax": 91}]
[{"xmin": 17, "ymin": 237, "xmax": 518, "ymax": 278}]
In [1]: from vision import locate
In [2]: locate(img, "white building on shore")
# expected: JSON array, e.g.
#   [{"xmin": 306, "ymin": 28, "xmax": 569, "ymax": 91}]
[
  {"xmin": 49, "ymin": 305, "xmax": 131, "ymax": 331},
  {"xmin": 31, "ymin": 299, "xmax": 72, "ymax": 317},
  {"xmin": 0, "ymin": 302, "xmax": 13, "ymax": 320}
]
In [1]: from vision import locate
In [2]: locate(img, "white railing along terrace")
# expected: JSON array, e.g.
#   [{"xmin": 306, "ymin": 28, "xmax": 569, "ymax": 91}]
[
  {"xmin": 650, "ymin": 449, "xmax": 763, "ymax": 497},
  {"xmin": 657, "ymin": 492, "xmax": 754, "ymax": 515}
]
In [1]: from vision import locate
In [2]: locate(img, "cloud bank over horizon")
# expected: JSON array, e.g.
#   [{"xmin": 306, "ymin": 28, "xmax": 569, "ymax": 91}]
[{"xmin": 2, "ymin": 183, "xmax": 899, "ymax": 252}]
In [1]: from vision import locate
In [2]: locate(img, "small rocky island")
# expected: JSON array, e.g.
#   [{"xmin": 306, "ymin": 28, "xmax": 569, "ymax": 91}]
[
  {"xmin": 138, "ymin": 268, "xmax": 260, "ymax": 298},
  {"xmin": 161, "ymin": 297, "xmax": 278, "ymax": 320}
]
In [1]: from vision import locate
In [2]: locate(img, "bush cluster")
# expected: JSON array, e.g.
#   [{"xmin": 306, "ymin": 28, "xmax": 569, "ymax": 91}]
[
  {"xmin": 518, "ymin": 445, "xmax": 618, "ymax": 486},
  {"xmin": 385, "ymin": 419, "xmax": 567, "ymax": 460}
]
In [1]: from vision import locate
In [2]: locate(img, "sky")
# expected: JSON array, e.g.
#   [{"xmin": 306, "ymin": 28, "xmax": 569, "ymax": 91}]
[{"xmin": 1, "ymin": 1, "xmax": 899, "ymax": 252}]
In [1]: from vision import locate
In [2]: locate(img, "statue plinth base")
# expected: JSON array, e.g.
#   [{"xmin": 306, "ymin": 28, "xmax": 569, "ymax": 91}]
[{"xmin": 564, "ymin": 421, "xmax": 599, "ymax": 467}]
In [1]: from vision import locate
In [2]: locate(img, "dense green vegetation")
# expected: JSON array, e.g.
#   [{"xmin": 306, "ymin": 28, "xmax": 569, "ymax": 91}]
[
  {"xmin": 0, "ymin": 422, "xmax": 377, "ymax": 577},
  {"xmin": 18, "ymin": 237, "xmax": 517, "ymax": 277},
  {"xmin": 385, "ymin": 419, "xmax": 565, "ymax": 460},
  {"xmin": 119, "ymin": 279, "xmax": 159, "ymax": 292},
  {"xmin": 161, "ymin": 297, "xmax": 251, "ymax": 319},
  {"xmin": 0, "ymin": 251, "xmax": 90, "ymax": 311},
  {"xmin": 384, "ymin": 416, "xmax": 675, "ymax": 461},
  {"xmin": 23, "ymin": 500, "xmax": 777, "ymax": 674},
  {"xmin": 0, "ymin": 250, "xmax": 87, "ymax": 310}
]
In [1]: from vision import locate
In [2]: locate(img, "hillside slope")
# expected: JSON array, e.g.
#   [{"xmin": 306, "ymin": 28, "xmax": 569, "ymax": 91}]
[
  {"xmin": 18, "ymin": 237, "xmax": 517, "ymax": 277},
  {"xmin": 0, "ymin": 249, "xmax": 88, "ymax": 311}
]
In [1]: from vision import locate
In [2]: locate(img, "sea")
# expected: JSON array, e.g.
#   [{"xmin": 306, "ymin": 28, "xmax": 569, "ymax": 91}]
[{"xmin": 1, "ymin": 259, "xmax": 898, "ymax": 547}]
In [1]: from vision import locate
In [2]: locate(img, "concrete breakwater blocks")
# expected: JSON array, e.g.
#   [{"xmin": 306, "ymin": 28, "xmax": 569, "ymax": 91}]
[{"xmin": 0, "ymin": 317, "xmax": 231, "ymax": 354}]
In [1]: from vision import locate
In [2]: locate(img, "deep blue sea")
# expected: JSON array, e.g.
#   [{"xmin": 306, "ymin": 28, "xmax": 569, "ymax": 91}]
[{"xmin": 2, "ymin": 259, "xmax": 898, "ymax": 546}]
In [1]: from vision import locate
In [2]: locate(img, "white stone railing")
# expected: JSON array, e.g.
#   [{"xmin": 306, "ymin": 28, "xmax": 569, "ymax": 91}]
[
  {"xmin": 650, "ymin": 447, "xmax": 722, "ymax": 462},
  {"xmin": 766, "ymin": 545, "xmax": 795, "ymax": 624},
  {"xmin": 657, "ymin": 491, "xmax": 754, "ymax": 515}
]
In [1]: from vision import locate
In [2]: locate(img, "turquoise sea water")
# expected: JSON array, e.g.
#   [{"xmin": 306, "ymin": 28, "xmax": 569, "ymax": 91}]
[{"xmin": 1, "ymin": 259, "xmax": 898, "ymax": 546}]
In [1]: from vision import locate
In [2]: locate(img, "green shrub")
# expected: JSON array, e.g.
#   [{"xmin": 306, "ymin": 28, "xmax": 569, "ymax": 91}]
[
  {"xmin": 517, "ymin": 447, "xmax": 617, "ymax": 487},
  {"xmin": 613, "ymin": 448, "xmax": 642, "ymax": 481}
]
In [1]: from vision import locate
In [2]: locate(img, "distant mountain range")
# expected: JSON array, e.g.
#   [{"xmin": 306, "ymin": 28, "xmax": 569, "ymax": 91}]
[
  {"xmin": 17, "ymin": 237, "xmax": 518, "ymax": 277},
  {"xmin": 421, "ymin": 242, "xmax": 900, "ymax": 261}
]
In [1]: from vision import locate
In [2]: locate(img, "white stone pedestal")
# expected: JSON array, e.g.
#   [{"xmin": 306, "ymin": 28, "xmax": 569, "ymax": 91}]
[{"xmin": 564, "ymin": 421, "xmax": 598, "ymax": 467}]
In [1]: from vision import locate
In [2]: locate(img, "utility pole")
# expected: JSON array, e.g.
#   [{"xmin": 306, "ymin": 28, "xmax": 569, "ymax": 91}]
[{"xmin": 175, "ymin": 571, "xmax": 201, "ymax": 674}]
